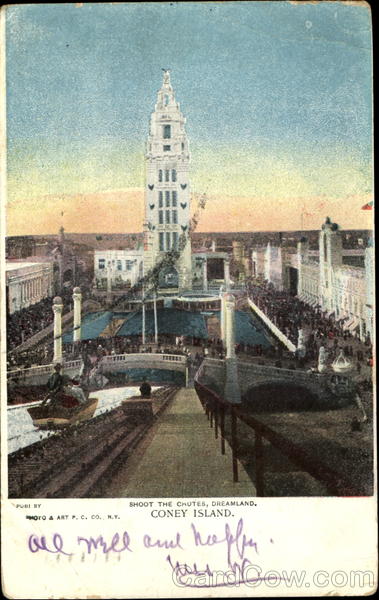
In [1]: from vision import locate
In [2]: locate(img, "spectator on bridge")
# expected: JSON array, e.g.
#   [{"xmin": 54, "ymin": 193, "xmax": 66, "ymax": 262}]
[{"xmin": 139, "ymin": 378, "xmax": 152, "ymax": 398}]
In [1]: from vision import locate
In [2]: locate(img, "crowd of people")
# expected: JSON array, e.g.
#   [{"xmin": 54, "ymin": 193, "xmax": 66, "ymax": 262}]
[
  {"xmin": 7, "ymin": 343, "xmax": 53, "ymax": 370},
  {"xmin": 7, "ymin": 278, "xmax": 373, "ymax": 394},
  {"xmin": 6, "ymin": 289, "xmax": 74, "ymax": 352},
  {"xmin": 247, "ymin": 280, "xmax": 373, "ymax": 374}
]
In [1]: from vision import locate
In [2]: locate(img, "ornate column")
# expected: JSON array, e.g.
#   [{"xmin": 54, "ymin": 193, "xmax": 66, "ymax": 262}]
[
  {"xmin": 202, "ymin": 258, "xmax": 208, "ymax": 292},
  {"xmin": 53, "ymin": 296, "xmax": 63, "ymax": 364},
  {"xmin": 224, "ymin": 258, "xmax": 231, "ymax": 291},
  {"xmin": 223, "ymin": 293, "xmax": 241, "ymax": 404},
  {"xmin": 73, "ymin": 286, "xmax": 82, "ymax": 343}
]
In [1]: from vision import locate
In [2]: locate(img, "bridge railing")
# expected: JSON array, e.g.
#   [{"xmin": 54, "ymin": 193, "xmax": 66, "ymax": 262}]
[
  {"xmin": 194, "ymin": 363, "xmax": 359, "ymax": 497},
  {"xmin": 248, "ymin": 296, "xmax": 297, "ymax": 352},
  {"xmin": 102, "ymin": 353, "xmax": 186, "ymax": 365},
  {"xmin": 202, "ymin": 356, "xmax": 321, "ymax": 384},
  {"xmin": 8, "ymin": 360, "xmax": 82, "ymax": 381},
  {"xmin": 8, "ymin": 353, "xmax": 187, "ymax": 383}
]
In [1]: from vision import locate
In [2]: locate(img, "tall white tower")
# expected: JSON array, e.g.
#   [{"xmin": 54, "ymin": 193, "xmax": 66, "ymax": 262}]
[
  {"xmin": 319, "ymin": 217, "xmax": 343, "ymax": 312},
  {"xmin": 143, "ymin": 70, "xmax": 192, "ymax": 291}
]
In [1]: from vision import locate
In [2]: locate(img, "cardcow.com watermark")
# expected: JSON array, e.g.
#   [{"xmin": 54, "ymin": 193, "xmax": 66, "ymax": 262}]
[{"xmin": 171, "ymin": 563, "xmax": 376, "ymax": 590}]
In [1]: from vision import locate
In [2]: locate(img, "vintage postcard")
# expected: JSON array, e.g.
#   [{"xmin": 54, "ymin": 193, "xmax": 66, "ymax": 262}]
[{"xmin": 1, "ymin": 1, "xmax": 376, "ymax": 597}]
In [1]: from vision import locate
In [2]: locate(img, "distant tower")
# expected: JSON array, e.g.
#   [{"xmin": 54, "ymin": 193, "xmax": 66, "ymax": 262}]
[
  {"xmin": 319, "ymin": 217, "xmax": 343, "ymax": 312},
  {"xmin": 143, "ymin": 70, "xmax": 192, "ymax": 290}
]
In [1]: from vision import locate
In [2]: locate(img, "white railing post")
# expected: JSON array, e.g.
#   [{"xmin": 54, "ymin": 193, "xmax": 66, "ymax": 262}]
[
  {"xmin": 73, "ymin": 286, "xmax": 82, "ymax": 343},
  {"xmin": 223, "ymin": 293, "xmax": 241, "ymax": 404},
  {"xmin": 220, "ymin": 285, "xmax": 226, "ymax": 344},
  {"xmin": 52, "ymin": 296, "xmax": 63, "ymax": 364}
]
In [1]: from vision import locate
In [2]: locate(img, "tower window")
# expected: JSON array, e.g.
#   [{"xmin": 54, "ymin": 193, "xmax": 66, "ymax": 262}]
[
  {"xmin": 163, "ymin": 145, "xmax": 171, "ymax": 152},
  {"xmin": 159, "ymin": 233, "xmax": 164, "ymax": 251},
  {"xmin": 165, "ymin": 169, "xmax": 170, "ymax": 182},
  {"xmin": 98, "ymin": 259, "xmax": 105, "ymax": 270},
  {"xmin": 164, "ymin": 95, "xmax": 169, "ymax": 106},
  {"xmin": 172, "ymin": 191, "xmax": 177, "ymax": 206},
  {"xmin": 166, "ymin": 232, "xmax": 171, "ymax": 250},
  {"xmin": 159, "ymin": 169, "xmax": 163, "ymax": 182},
  {"xmin": 172, "ymin": 210, "xmax": 178, "ymax": 224},
  {"xmin": 173, "ymin": 232, "xmax": 178, "ymax": 250},
  {"xmin": 181, "ymin": 142, "xmax": 184, "ymax": 151},
  {"xmin": 159, "ymin": 210, "xmax": 164, "ymax": 225},
  {"xmin": 159, "ymin": 191, "xmax": 163, "ymax": 207},
  {"xmin": 166, "ymin": 210, "xmax": 171, "ymax": 224},
  {"xmin": 117, "ymin": 260, "xmax": 122, "ymax": 271},
  {"xmin": 163, "ymin": 125, "xmax": 171, "ymax": 139},
  {"xmin": 172, "ymin": 169, "xmax": 177, "ymax": 182},
  {"xmin": 165, "ymin": 191, "xmax": 170, "ymax": 207}
]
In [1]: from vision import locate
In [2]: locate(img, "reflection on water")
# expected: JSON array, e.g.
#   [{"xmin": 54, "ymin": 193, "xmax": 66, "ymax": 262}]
[{"xmin": 7, "ymin": 386, "xmax": 160, "ymax": 454}]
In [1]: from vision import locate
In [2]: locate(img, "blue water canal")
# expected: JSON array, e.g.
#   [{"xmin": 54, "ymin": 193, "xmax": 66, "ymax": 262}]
[{"xmin": 63, "ymin": 308, "xmax": 272, "ymax": 347}]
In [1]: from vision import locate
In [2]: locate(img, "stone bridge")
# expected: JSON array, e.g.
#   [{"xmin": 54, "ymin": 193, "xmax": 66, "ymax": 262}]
[
  {"xmin": 196, "ymin": 358, "xmax": 355, "ymax": 408},
  {"xmin": 8, "ymin": 353, "xmax": 188, "ymax": 387}
]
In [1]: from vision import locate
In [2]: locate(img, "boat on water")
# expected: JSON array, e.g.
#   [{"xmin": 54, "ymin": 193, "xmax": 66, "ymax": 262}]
[{"xmin": 27, "ymin": 395, "xmax": 98, "ymax": 429}]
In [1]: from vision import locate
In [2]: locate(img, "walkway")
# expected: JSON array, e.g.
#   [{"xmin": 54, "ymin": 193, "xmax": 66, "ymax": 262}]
[
  {"xmin": 105, "ymin": 388, "xmax": 256, "ymax": 497},
  {"xmin": 248, "ymin": 297, "xmax": 297, "ymax": 352}
]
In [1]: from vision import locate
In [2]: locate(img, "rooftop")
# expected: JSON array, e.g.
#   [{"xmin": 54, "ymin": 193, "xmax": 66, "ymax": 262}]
[{"xmin": 5, "ymin": 261, "xmax": 45, "ymax": 272}]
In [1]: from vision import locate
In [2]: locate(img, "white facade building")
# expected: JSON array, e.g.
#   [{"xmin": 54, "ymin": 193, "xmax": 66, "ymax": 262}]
[
  {"xmin": 143, "ymin": 70, "xmax": 192, "ymax": 290},
  {"xmin": 364, "ymin": 241, "xmax": 374, "ymax": 339},
  {"xmin": 252, "ymin": 218, "xmax": 373, "ymax": 340},
  {"xmin": 251, "ymin": 247, "xmax": 266, "ymax": 278},
  {"xmin": 6, "ymin": 261, "xmax": 54, "ymax": 314},
  {"xmin": 264, "ymin": 242, "xmax": 284, "ymax": 290},
  {"xmin": 94, "ymin": 249, "xmax": 144, "ymax": 289},
  {"xmin": 297, "ymin": 218, "xmax": 372, "ymax": 339}
]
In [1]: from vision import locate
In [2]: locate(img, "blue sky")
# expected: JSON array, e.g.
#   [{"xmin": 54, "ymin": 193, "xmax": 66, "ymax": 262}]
[{"xmin": 6, "ymin": 2, "xmax": 373, "ymax": 234}]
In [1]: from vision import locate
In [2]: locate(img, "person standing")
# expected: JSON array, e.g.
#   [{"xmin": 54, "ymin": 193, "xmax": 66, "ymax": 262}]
[
  {"xmin": 139, "ymin": 378, "xmax": 152, "ymax": 398},
  {"xmin": 47, "ymin": 363, "xmax": 64, "ymax": 396}
]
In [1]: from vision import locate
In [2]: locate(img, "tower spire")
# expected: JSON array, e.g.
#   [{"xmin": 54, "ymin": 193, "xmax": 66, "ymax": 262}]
[{"xmin": 162, "ymin": 68, "xmax": 172, "ymax": 88}]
